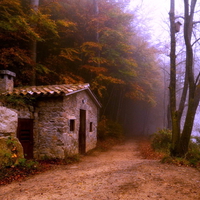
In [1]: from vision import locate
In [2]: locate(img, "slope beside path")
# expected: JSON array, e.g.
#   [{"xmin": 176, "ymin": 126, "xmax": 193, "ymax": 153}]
[{"xmin": 0, "ymin": 141, "xmax": 200, "ymax": 200}]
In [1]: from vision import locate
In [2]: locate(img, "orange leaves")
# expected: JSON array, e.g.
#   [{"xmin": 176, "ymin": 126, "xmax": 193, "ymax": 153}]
[
  {"xmin": 81, "ymin": 42, "xmax": 103, "ymax": 51},
  {"xmin": 56, "ymin": 20, "xmax": 77, "ymax": 30},
  {"xmin": 63, "ymin": 73, "xmax": 84, "ymax": 84},
  {"xmin": 0, "ymin": 0, "xmax": 58, "ymax": 41},
  {"xmin": 0, "ymin": 0, "xmax": 22, "ymax": 14},
  {"xmin": 80, "ymin": 42, "xmax": 110, "ymax": 65},
  {"xmin": 91, "ymin": 74, "xmax": 125, "ymax": 97},
  {"xmin": 0, "ymin": 0, "xmax": 163, "ymax": 108},
  {"xmin": 125, "ymin": 83, "xmax": 145, "ymax": 101},
  {"xmin": 125, "ymin": 83, "xmax": 157, "ymax": 106},
  {"xmin": 81, "ymin": 42, "xmax": 102, "ymax": 57},
  {"xmin": 95, "ymin": 74, "xmax": 125, "ymax": 85},
  {"xmin": 0, "ymin": 47, "xmax": 32, "ymax": 68},
  {"xmin": 82, "ymin": 65, "xmax": 108, "ymax": 74},
  {"xmin": 60, "ymin": 48, "xmax": 81, "ymax": 61},
  {"xmin": 88, "ymin": 57, "xmax": 108, "ymax": 65},
  {"xmin": 29, "ymin": 10, "xmax": 58, "ymax": 39}
]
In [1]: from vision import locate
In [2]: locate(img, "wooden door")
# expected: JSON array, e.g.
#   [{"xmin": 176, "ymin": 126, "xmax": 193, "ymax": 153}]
[
  {"xmin": 17, "ymin": 119, "xmax": 34, "ymax": 159},
  {"xmin": 79, "ymin": 110, "xmax": 86, "ymax": 154}
]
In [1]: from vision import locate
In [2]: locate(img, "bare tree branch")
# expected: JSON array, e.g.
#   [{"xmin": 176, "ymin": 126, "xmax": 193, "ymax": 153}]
[
  {"xmin": 195, "ymin": 72, "xmax": 200, "ymax": 85},
  {"xmin": 192, "ymin": 37, "xmax": 200, "ymax": 46}
]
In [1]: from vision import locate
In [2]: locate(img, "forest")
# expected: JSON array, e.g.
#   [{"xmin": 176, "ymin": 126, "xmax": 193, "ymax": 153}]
[
  {"xmin": 0, "ymin": 1, "xmax": 200, "ymax": 194},
  {"xmin": 0, "ymin": 0, "xmax": 164, "ymax": 136}
]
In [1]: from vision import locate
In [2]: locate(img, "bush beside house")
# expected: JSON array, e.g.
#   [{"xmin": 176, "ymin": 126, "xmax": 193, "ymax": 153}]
[{"xmin": 0, "ymin": 106, "xmax": 24, "ymax": 167}]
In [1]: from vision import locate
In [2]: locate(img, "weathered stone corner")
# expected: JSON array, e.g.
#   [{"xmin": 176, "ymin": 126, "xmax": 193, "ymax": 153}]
[{"xmin": 0, "ymin": 106, "xmax": 18, "ymax": 137}]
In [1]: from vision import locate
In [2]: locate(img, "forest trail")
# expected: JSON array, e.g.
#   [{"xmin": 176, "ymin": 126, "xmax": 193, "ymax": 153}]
[{"xmin": 0, "ymin": 140, "xmax": 200, "ymax": 200}]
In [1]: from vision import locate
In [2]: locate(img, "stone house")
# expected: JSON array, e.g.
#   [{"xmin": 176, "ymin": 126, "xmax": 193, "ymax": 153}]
[{"xmin": 0, "ymin": 70, "xmax": 101, "ymax": 160}]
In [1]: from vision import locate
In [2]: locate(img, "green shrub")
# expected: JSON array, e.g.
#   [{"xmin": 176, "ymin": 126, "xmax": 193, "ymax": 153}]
[
  {"xmin": 151, "ymin": 129, "xmax": 172, "ymax": 154},
  {"xmin": 17, "ymin": 158, "xmax": 39, "ymax": 172},
  {"xmin": 97, "ymin": 116, "xmax": 124, "ymax": 141},
  {"xmin": 6, "ymin": 136, "xmax": 17, "ymax": 146},
  {"xmin": 186, "ymin": 139, "xmax": 200, "ymax": 167},
  {"xmin": 161, "ymin": 136, "xmax": 200, "ymax": 168}
]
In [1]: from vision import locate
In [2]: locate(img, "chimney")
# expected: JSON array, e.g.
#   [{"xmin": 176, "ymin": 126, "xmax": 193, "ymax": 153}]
[{"xmin": 0, "ymin": 70, "xmax": 16, "ymax": 94}]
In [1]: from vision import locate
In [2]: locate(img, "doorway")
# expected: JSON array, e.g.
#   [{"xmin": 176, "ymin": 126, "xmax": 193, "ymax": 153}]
[
  {"xmin": 17, "ymin": 119, "xmax": 34, "ymax": 159},
  {"xmin": 79, "ymin": 109, "xmax": 86, "ymax": 154}
]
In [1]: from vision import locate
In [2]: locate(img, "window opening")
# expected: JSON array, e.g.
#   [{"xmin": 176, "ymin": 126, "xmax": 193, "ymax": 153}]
[
  {"xmin": 89, "ymin": 122, "xmax": 93, "ymax": 132},
  {"xmin": 70, "ymin": 119, "xmax": 75, "ymax": 131}
]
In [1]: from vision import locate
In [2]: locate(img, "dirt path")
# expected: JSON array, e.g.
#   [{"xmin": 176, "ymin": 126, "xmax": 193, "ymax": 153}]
[{"xmin": 0, "ymin": 141, "xmax": 200, "ymax": 200}]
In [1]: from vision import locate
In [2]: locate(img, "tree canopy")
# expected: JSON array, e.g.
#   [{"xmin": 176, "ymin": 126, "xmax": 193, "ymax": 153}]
[{"xmin": 0, "ymin": 0, "xmax": 163, "ymax": 134}]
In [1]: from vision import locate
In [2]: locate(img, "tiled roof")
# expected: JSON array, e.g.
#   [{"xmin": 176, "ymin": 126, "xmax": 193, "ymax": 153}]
[
  {"xmin": 6, "ymin": 84, "xmax": 90, "ymax": 96},
  {"xmin": 3, "ymin": 83, "xmax": 101, "ymax": 107}
]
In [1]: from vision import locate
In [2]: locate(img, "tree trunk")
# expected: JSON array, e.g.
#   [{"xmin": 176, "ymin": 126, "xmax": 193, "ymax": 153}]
[
  {"xmin": 93, "ymin": 0, "xmax": 100, "ymax": 67},
  {"xmin": 30, "ymin": 0, "xmax": 39, "ymax": 86},
  {"xmin": 169, "ymin": 0, "xmax": 200, "ymax": 157},
  {"xmin": 178, "ymin": 0, "xmax": 197, "ymax": 156},
  {"xmin": 169, "ymin": 0, "xmax": 181, "ymax": 156},
  {"xmin": 180, "ymin": 102, "xmax": 196, "ymax": 154}
]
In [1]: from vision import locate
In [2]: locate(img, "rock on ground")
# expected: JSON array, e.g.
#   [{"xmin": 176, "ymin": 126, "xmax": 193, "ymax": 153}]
[{"xmin": 0, "ymin": 106, "xmax": 18, "ymax": 135}]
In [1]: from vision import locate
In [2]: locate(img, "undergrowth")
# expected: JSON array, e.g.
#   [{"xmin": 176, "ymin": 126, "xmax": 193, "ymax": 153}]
[
  {"xmin": 0, "ymin": 154, "xmax": 81, "ymax": 186},
  {"xmin": 0, "ymin": 136, "xmax": 120, "ymax": 186},
  {"xmin": 150, "ymin": 129, "xmax": 200, "ymax": 169},
  {"xmin": 97, "ymin": 116, "xmax": 124, "ymax": 142},
  {"xmin": 0, "ymin": 159, "xmax": 42, "ymax": 186}
]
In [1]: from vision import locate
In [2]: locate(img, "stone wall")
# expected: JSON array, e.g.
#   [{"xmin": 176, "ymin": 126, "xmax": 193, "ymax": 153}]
[
  {"xmin": 63, "ymin": 90, "xmax": 98, "ymax": 154},
  {"xmin": 33, "ymin": 91, "xmax": 98, "ymax": 159},
  {"xmin": 34, "ymin": 96, "xmax": 66, "ymax": 159},
  {"xmin": 17, "ymin": 106, "xmax": 34, "ymax": 119},
  {"xmin": 0, "ymin": 70, "xmax": 16, "ymax": 93},
  {"xmin": 86, "ymin": 95, "xmax": 98, "ymax": 152}
]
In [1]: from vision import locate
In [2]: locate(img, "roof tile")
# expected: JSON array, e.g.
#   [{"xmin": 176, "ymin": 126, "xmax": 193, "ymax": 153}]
[
  {"xmin": 5, "ymin": 84, "xmax": 90, "ymax": 96},
  {"xmin": 1, "ymin": 83, "xmax": 101, "ymax": 107}
]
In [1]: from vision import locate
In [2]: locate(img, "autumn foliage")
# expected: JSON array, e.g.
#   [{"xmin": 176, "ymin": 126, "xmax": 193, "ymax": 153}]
[{"xmin": 0, "ymin": 0, "xmax": 163, "ymax": 132}]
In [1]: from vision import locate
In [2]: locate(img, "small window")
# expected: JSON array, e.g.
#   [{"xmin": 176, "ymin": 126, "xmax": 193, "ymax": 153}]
[
  {"xmin": 8, "ymin": 75, "xmax": 12, "ymax": 80},
  {"xmin": 70, "ymin": 119, "xmax": 75, "ymax": 131},
  {"xmin": 0, "ymin": 75, "xmax": 4, "ymax": 79},
  {"xmin": 89, "ymin": 122, "xmax": 93, "ymax": 132}
]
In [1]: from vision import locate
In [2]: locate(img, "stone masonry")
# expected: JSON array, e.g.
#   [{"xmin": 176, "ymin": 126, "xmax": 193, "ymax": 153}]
[
  {"xmin": 33, "ymin": 90, "xmax": 98, "ymax": 159},
  {"xmin": 0, "ymin": 70, "xmax": 16, "ymax": 94}
]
